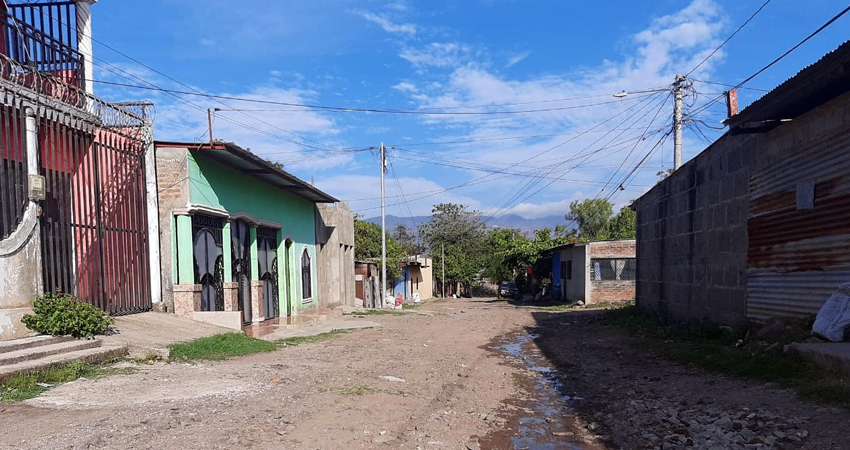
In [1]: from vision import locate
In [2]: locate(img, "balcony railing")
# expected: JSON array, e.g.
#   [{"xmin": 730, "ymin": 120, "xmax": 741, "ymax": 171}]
[{"xmin": 1, "ymin": 1, "xmax": 82, "ymax": 90}]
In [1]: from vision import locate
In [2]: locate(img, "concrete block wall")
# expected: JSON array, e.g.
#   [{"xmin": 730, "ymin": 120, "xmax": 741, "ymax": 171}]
[{"xmin": 634, "ymin": 134, "xmax": 756, "ymax": 326}]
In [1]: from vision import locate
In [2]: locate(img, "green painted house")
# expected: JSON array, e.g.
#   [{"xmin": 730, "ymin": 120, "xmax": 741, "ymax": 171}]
[{"xmin": 154, "ymin": 141, "xmax": 337, "ymax": 329}]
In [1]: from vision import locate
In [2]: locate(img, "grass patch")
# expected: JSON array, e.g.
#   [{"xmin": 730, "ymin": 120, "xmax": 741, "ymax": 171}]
[
  {"xmin": 600, "ymin": 305, "xmax": 850, "ymax": 408},
  {"xmin": 1, "ymin": 359, "xmax": 134, "ymax": 403},
  {"xmin": 276, "ymin": 329, "xmax": 352, "ymax": 346},
  {"xmin": 320, "ymin": 385, "xmax": 384, "ymax": 396},
  {"xmin": 344, "ymin": 309, "xmax": 406, "ymax": 316},
  {"xmin": 402, "ymin": 304, "xmax": 420, "ymax": 310},
  {"xmin": 168, "ymin": 333, "xmax": 277, "ymax": 361}
]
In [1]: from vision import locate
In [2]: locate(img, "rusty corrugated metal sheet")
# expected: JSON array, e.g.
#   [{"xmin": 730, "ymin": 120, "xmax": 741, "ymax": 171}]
[{"xmin": 746, "ymin": 128, "xmax": 850, "ymax": 321}]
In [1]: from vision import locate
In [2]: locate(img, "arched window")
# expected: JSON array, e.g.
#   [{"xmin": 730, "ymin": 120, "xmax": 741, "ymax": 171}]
[{"xmin": 301, "ymin": 248, "xmax": 312, "ymax": 299}]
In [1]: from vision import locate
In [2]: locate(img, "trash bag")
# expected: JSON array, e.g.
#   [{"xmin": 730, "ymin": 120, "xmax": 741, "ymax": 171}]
[{"xmin": 812, "ymin": 282, "xmax": 850, "ymax": 342}]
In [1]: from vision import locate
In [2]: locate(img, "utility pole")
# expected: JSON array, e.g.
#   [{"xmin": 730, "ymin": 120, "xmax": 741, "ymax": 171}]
[
  {"xmin": 441, "ymin": 242, "xmax": 445, "ymax": 298},
  {"xmin": 380, "ymin": 142, "xmax": 387, "ymax": 308},
  {"xmin": 207, "ymin": 108, "xmax": 214, "ymax": 147},
  {"xmin": 673, "ymin": 74, "xmax": 686, "ymax": 170}
]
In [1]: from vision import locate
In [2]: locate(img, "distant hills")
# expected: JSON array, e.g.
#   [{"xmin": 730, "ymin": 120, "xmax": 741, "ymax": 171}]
[{"xmin": 364, "ymin": 214, "xmax": 572, "ymax": 234}]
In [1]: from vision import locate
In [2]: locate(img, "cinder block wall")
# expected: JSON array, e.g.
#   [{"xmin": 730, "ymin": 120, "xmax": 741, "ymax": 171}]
[
  {"xmin": 634, "ymin": 134, "xmax": 757, "ymax": 326},
  {"xmin": 154, "ymin": 147, "xmax": 191, "ymax": 313}
]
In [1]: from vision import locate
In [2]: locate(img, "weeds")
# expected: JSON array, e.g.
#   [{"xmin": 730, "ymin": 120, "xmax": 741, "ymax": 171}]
[
  {"xmin": 344, "ymin": 309, "xmax": 406, "ymax": 316},
  {"xmin": 600, "ymin": 305, "xmax": 850, "ymax": 409},
  {"xmin": 0, "ymin": 359, "xmax": 134, "ymax": 403},
  {"xmin": 276, "ymin": 329, "xmax": 352, "ymax": 346},
  {"xmin": 320, "ymin": 385, "xmax": 383, "ymax": 396},
  {"xmin": 168, "ymin": 333, "xmax": 277, "ymax": 361}
]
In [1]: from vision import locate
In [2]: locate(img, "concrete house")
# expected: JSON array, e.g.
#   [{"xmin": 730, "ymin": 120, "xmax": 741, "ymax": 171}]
[
  {"xmin": 634, "ymin": 41, "xmax": 850, "ymax": 325},
  {"xmin": 155, "ymin": 141, "xmax": 338, "ymax": 329},
  {"xmin": 0, "ymin": 1, "xmax": 160, "ymax": 340},
  {"xmin": 315, "ymin": 202, "xmax": 356, "ymax": 309},
  {"xmin": 394, "ymin": 256, "xmax": 433, "ymax": 302},
  {"xmin": 552, "ymin": 240, "xmax": 636, "ymax": 305}
]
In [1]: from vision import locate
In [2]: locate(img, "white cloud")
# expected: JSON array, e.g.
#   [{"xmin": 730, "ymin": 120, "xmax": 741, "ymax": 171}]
[
  {"xmin": 503, "ymin": 197, "xmax": 581, "ymax": 219},
  {"xmin": 504, "ymin": 51, "xmax": 530, "ymax": 68},
  {"xmin": 385, "ymin": 0, "xmax": 729, "ymax": 216},
  {"xmin": 356, "ymin": 10, "xmax": 417, "ymax": 36},
  {"xmin": 318, "ymin": 174, "xmax": 481, "ymax": 217},
  {"xmin": 399, "ymin": 42, "xmax": 472, "ymax": 68},
  {"xmin": 199, "ymin": 38, "xmax": 215, "ymax": 47},
  {"xmin": 269, "ymin": 70, "xmax": 282, "ymax": 77},
  {"xmin": 392, "ymin": 81, "xmax": 418, "ymax": 93}
]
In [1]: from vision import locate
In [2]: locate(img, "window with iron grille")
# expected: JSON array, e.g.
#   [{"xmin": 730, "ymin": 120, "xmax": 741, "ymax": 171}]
[
  {"xmin": 301, "ymin": 248, "xmax": 312, "ymax": 299},
  {"xmin": 590, "ymin": 258, "xmax": 636, "ymax": 281},
  {"xmin": 0, "ymin": 104, "xmax": 28, "ymax": 240}
]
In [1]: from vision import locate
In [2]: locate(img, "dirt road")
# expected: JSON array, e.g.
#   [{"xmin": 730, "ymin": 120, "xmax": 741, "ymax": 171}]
[{"xmin": 1, "ymin": 299, "xmax": 848, "ymax": 449}]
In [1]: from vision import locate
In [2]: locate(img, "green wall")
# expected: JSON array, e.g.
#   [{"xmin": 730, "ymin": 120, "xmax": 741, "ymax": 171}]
[{"xmin": 187, "ymin": 150, "xmax": 319, "ymax": 312}]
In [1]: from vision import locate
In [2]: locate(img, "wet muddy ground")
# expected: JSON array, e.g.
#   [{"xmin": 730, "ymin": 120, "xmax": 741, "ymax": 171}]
[{"xmin": 1, "ymin": 298, "xmax": 849, "ymax": 449}]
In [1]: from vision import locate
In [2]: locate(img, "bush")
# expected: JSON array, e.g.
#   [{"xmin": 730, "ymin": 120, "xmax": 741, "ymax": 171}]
[{"xmin": 21, "ymin": 293, "xmax": 113, "ymax": 339}]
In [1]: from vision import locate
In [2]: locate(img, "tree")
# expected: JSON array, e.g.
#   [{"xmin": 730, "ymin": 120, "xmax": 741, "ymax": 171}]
[
  {"xmin": 419, "ymin": 203, "xmax": 488, "ymax": 294},
  {"xmin": 609, "ymin": 206, "xmax": 636, "ymax": 239},
  {"xmin": 354, "ymin": 219, "xmax": 404, "ymax": 279},
  {"xmin": 566, "ymin": 198, "xmax": 614, "ymax": 241},
  {"xmin": 565, "ymin": 198, "xmax": 635, "ymax": 241},
  {"xmin": 391, "ymin": 223, "xmax": 424, "ymax": 256}
]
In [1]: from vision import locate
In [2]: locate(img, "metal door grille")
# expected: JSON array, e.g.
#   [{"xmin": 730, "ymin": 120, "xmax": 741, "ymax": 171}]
[
  {"xmin": 231, "ymin": 219, "xmax": 251, "ymax": 323},
  {"xmin": 40, "ymin": 122, "xmax": 152, "ymax": 314},
  {"xmin": 0, "ymin": 103, "xmax": 27, "ymax": 239},
  {"xmin": 257, "ymin": 227, "xmax": 279, "ymax": 319},
  {"xmin": 192, "ymin": 214, "xmax": 224, "ymax": 312}
]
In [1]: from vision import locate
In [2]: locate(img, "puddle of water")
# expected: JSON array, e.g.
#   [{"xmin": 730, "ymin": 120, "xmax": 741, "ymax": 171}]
[{"xmin": 491, "ymin": 334, "xmax": 589, "ymax": 450}]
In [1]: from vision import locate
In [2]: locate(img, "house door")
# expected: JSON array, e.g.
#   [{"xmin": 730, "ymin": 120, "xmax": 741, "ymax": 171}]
[
  {"xmin": 231, "ymin": 220, "xmax": 251, "ymax": 324},
  {"xmin": 192, "ymin": 215, "xmax": 224, "ymax": 311},
  {"xmin": 257, "ymin": 227, "xmax": 279, "ymax": 320},
  {"xmin": 284, "ymin": 239, "xmax": 293, "ymax": 316}
]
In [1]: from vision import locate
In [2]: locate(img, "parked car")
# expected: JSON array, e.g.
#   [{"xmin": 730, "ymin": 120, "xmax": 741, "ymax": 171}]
[{"xmin": 499, "ymin": 282, "xmax": 520, "ymax": 298}]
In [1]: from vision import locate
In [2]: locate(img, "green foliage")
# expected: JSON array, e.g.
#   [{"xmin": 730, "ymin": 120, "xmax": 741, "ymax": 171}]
[
  {"xmin": 1, "ymin": 359, "xmax": 132, "ymax": 402},
  {"xmin": 275, "ymin": 329, "xmax": 354, "ymax": 346},
  {"xmin": 168, "ymin": 333, "xmax": 278, "ymax": 361},
  {"xmin": 566, "ymin": 198, "xmax": 636, "ymax": 241},
  {"xmin": 609, "ymin": 206, "xmax": 636, "ymax": 239},
  {"xmin": 353, "ymin": 219, "xmax": 405, "ymax": 279},
  {"xmin": 419, "ymin": 203, "xmax": 488, "ymax": 290},
  {"xmin": 566, "ymin": 198, "xmax": 614, "ymax": 240},
  {"xmin": 391, "ymin": 223, "xmax": 425, "ymax": 256},
  {"xmin": 601, "ymin": 305, "xmax": 850, "ymax": 409},
  {"xmin": 482, "ymin": 225, "xmax": 577, "ymax": 288},
  {"xmin": 21, "ymin": 293, "xmax": 113, "ymax": 339}
]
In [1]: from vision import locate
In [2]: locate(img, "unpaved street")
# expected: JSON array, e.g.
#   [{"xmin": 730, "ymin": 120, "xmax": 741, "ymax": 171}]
[{"xmin": 1, "ymin": 299, "xmax": 849, "ymax": 449}]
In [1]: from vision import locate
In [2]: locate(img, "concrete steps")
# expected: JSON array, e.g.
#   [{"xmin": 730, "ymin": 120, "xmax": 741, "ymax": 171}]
[{"xmin": 0, "ymin": 335, "xmax": 127, "ymax": 382}]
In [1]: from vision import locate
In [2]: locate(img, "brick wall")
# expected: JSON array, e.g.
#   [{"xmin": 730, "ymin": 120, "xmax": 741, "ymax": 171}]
[
  {"xmin": 634, "ymin": 133, "xmax": 756, "ymax": 326},
  {"xmin": 155, "ymin": 147, "xmax": 190, "ymax": 313},
  {"xmin": 590, "ymin": 280, "xmax": 635, "ymax": 304},
  {"xmin": 589, "ymin": 240, "xmax": 635, "ymax": 258}
]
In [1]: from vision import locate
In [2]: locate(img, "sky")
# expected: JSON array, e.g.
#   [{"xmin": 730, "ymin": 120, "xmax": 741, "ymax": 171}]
[{"xmin": 87, "ymin": 0, "xmax": 850, "ymax": 223}]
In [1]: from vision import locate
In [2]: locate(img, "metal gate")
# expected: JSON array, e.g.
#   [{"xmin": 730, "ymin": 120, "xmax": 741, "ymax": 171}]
[
  {"xmin": 40, "ymin": 121, "xmax": 152, "ymax": 315},
  {"xmin": 231, "ymin": 219, "xmax": 252, "ymax": 324},
  {"xmin": 192, "ymin": 214, "xmax": 224, "ymax": 312},
  {"xmin": 257, "ymin": 227, "xmax": 279, "ymax": 320}
]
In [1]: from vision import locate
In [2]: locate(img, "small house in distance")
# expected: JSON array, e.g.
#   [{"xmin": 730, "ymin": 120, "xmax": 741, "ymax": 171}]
[{"xmin": 552, "ymin": 240, "xmax": 636, "ymax": 305}]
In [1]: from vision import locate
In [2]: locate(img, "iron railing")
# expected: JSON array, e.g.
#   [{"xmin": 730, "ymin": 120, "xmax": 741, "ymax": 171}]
[{"xmin": 2, "ymin": 2, "xmax": 82, "ymax": 89}]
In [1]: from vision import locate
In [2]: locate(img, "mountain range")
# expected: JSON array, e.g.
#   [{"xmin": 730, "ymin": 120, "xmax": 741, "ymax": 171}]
[{"xmin": 364, "ymin": 214, "xmax": 572, "ymax": 234}]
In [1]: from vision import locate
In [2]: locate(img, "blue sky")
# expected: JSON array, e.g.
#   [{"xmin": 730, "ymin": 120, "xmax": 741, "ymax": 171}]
[{"xmin": 90, "ymin": 0, "xmax": 850, "ymax": 220}]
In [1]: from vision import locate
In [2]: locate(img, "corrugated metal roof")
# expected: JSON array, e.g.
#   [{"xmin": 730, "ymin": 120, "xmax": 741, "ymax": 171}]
[{"xmin": 728, "ymin": 40, "xmax": 850, "ymax": 133}]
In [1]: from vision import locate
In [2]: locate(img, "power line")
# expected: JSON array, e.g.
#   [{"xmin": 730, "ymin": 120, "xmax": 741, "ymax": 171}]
[
  {"xmin": 92, "ymin": 79, "xmax": 655, "ymax": 115},
  {"xmin": 686, "ymin": 0, "xmax": 773, "ymax": 76}
]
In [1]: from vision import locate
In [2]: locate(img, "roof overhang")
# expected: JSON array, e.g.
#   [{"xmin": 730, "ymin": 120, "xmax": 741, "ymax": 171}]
[
  {"xmin": 727, "ymin": 40, "xmax": 850, "ymax": 135},
  {"xmin": 154, "ymin": 141, "xmax": 338, "ymax": 203}
]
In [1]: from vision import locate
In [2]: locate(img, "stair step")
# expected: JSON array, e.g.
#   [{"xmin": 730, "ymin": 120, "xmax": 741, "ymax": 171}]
[
  {"xmin": 0, "ymin": 335, "xmax": 75, "ymax": 354},
  {"xmin": 0, "ymin": 345, "xmax": 127, "ymax": 383},
  {"xmin": 0, "ymin": 339, "xmax": 102, "ymax": 366}
]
